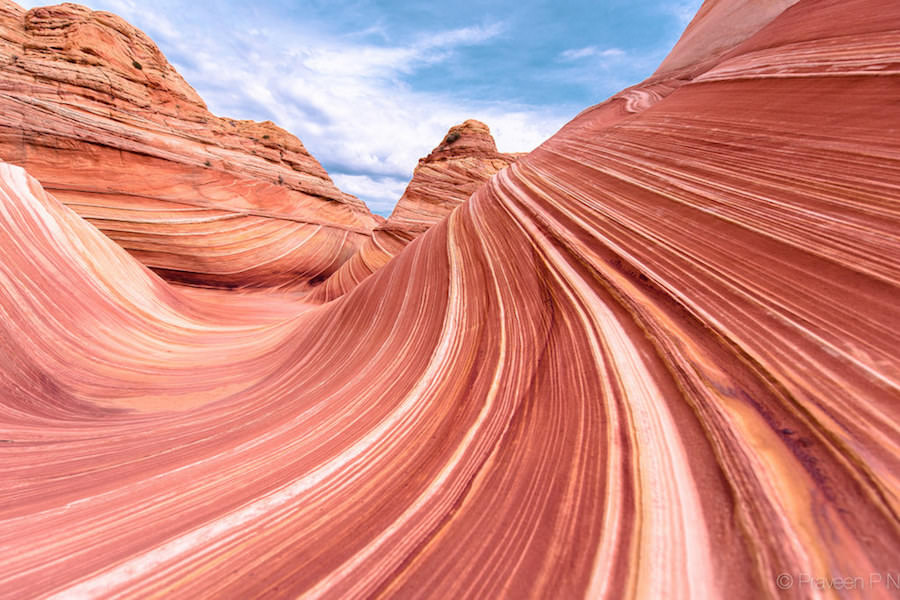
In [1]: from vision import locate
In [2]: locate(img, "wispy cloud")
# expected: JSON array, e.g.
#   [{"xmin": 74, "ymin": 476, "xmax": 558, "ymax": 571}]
[
  {"xmin": 296, "ymin": 24, "xmax": 504, "ymax": 79},
  {"xmin": 164, "ymin": 18, "xmax": 567, "ymax": 214},
  {"xmin": 15, "ymin": 0, "xmax": 566, "ymax": 215},
  {"xmin": 429, "ymin": 22, "xmax": 506, "ymax": 47},
  {"xmin": 14, "ymin": 0, "xmax": 697, "ymax": 215},
  {"xmin": 559, "ymin": 46, "xmax": 625, "ymax": 61},
  {"xmin": 548, "ymin": 44, "xmax": 658, "ymax": 103},
  {"xmin": 330, "ymin": 174, "xmax": 409, "ymax": 214}
]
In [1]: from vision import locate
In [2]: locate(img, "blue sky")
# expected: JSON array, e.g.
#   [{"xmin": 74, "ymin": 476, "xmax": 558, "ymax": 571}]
[{"xmin": 19, "ymin": 0, "xmax": 702, "ymax": 215}]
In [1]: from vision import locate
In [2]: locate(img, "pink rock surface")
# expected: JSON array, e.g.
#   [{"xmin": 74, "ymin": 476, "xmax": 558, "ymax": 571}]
[
  {"xmin": 315, "ymin": 119, "xmax": 522, "ymax": 301},
  {"xmin": 0, "ymin": 0, "xmax": 377, "ymax": 289},
  {"xmin": 388, "ymin": 119, "xmax": 523, "ymax": 232},
  {"xmin": 0, "ymin": 0, "xmax": 899, "ymax": 598}
]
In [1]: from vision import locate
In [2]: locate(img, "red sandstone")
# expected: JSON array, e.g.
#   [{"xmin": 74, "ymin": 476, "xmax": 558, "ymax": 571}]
[{"xmin": 0, "ymin": 0, "xmax": 898, "ymax": 598}]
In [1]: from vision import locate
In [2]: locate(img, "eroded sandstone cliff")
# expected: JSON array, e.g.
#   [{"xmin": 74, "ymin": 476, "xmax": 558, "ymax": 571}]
[{"xmin": 0, "ymin": 0, "xmax": 377, "ymax": 288}]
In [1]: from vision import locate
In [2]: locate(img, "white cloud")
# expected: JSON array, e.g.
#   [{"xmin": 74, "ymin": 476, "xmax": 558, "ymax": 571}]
[
  {"xmin": 170, "ymin": 22, "xmax": 569, "ymax": 212},
  {"xmin": 559, "ymin": 46, "xmax": 626, "ymax": 61},
  {"xmin": 300, "ymin": 45, "xmax": 422, "ymax": 78},
  {"xmin": 330, "ymin": 174, "xmax": 409, "ymax": 215},
  {"xmin": 14, "ymin": 0, "xmax": 572, "ymax": 214},
  {"xmin": 428, "ymin": 22, "xmax": 506, "ymax": 47},
  {"xmin": 551, "ymin": 45, "xmax": 646, "ymax": 99}
]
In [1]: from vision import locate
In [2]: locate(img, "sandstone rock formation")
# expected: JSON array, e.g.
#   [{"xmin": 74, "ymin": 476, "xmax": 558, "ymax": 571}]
[
  {"xmin": 314, "ymin": 119, "xmax": 522, "ymax": 300},
  {"xmin": 388, "ymin": 119, "xmax": 523, "ymax": 232},
  {"xmin": 0, "ymin": 0, "xmax": 377, "ymax": 288},
  {"xmin": 1, "ymin": 0, "xmax": 899, "ymax": 598}
]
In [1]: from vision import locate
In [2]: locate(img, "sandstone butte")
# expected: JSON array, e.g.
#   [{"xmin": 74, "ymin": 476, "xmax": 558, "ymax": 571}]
[
  {"xmin": 1, "ymin": 0, "xmax": 899, "ymax": 598},
  {"xmin": 0, "ymin": 0, "xmax": 378, "ymax": 289},
  {"xmin": 313, "ymin": 119, "xmax": 523, "ymax": 301}
]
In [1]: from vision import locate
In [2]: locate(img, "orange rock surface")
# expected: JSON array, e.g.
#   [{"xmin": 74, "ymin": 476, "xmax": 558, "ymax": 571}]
[
  {"xmin": 1, "ymin": 0, "xmax": 899, "ymax": 598},
  {"xmin": 0, "ymin": 0, "xmax": 377, "ymax": 289},
  {"xmin": 315, "ymin": 119, "xmax": 521, "ymax": 300}
]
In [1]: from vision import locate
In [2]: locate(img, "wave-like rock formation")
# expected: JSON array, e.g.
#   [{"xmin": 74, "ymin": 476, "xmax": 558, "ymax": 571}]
[
  {"xmin": 1, "ymin": 0, "xmax": 899, "ymax": 598},
  {"xmin": 0, "ymin": 0, "xmax": 377, "ymax": 289},
  {"xmin": 315, "ymin": 119, "xmax": 522, "ymax": 300}
]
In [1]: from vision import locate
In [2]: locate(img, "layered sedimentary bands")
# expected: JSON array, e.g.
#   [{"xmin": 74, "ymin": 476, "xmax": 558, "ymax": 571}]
[
  {"xmin": 2, "ymin": 0, "xmax": 900, "ymax": 598},
  {"xmin": 315, "ymin": 119, "xmax": 522, "ymax": 300},
  {"xmin": 0, "ymin": 0, "xmax": 376, "ymax": 289}
]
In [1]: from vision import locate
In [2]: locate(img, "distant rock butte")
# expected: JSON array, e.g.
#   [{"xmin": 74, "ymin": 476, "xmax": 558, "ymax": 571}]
[
  {"xmin": 388, "ymin": 119, "xmax": 524, "ymax": 232},
  {"xmin": 314, "ymin": 119, "xmax": 522, "ymax": 300},
  {"xmin": 0, "ymin": 0, "xmax": 377, "ymax": 288}
]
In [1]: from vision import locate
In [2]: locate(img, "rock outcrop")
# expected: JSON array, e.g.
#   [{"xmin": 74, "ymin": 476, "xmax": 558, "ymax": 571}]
[
  {"xmin": 0, "ymin": 0, "xmax": 377, "ymax": 288},
  {"xmin": 1, "ymin": 0, "xmax": 899, "ymax": 598},
  {"xmin": 314, "ymin": 119, "xmax": 522, "ymax": 300},
  {"xmin": 388, "ymin": 119, "xmax": 524, "ymax": 232}
]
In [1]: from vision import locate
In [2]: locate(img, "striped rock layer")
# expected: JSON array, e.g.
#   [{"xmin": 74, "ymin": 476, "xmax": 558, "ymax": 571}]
[
  {"xmin": 313, "ymin": 119, "xmax": 522, "ymax": 301},
  {"xmin": 1, "ymin": 0, "xmax": 900, "ymax": 598},
  {"xmin": 0, "ymin": 0, "xmax": 377, "ymax": 289}
]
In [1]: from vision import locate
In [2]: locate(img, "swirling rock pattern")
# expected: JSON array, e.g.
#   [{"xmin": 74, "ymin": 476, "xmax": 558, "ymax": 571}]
[
  {"xmin": 1, "ymin": 0, "xmax": 899, "ymax": 598},
  {"xmin": 315, "ymin": 120, "xmax": 522, "ymax": 301},
  {"xmin": 0, "ymin": 0, "xmax": 376, "ymax": 289}
]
